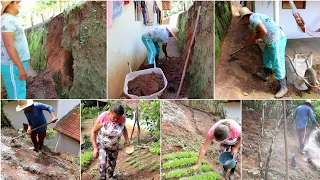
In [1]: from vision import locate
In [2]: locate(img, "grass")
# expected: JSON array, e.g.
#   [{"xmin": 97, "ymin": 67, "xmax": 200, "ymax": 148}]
[
  {"xmin": 185, "ymin": 172, "xmax": 221, "ymax": 180},
  {"xmin": 162, "ymin": 157, "xmax": 205, "ymax": 170},
  {"xmin": 80, "ymin": 151, "xmax": 93, "ymax": 168},
  {"xmin": 165, "ymin": 165, "xmax": 214, "ymax": 179},
  {"xmin": 149, "ymin": 163, "xmax": 160, "ymax": 172},
  {"xmin": 163, "ymin": 152, "xmax": 198, "ymax": 160}
]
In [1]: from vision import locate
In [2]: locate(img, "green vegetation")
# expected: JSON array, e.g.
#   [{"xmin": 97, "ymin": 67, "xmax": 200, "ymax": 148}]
[
  {"xmin": 26, "ymin": 27, "xmax": 48, "ymax": 72},
  {"xmin": 133, "ymin": 161, "xmax": 142, "ymax": 168},
  {"xmin": 186, "ymin": 172, "xmax": 221, "ymax": 180},
  {"xmin": 125, "ymin": 156, "xmax": 135, "ymax": 162},
  {"xmin": 177, "ymin": 11, "xmax": 188, "ymax": 52},
  {"xmin": 149, "ymin": 141, "xmax": 160, "ymax": 155},
  {"xmin": 80, "ymin": 151, "xmax": 93, "ymax": 168},
  {"xmin": 149, "ymin": 163, "xmax": 160, "ymax": 172},
  {"xmin": 165, "ymin": 165, "xmax": 214, "ymax": 179},
  {"xmin": 162, "ymin": 157, "xmax": 205, "ymax": 170},
  {"xmin": 128, "ymin": 160, "xmax": 136, "ymax": 165},
  {"xmin": 139, "ymin": 164, "xmax": 147, "ymax": 171},
  {"xmin": 46, "ymin": 128, "xmax": 57, "ymax": 140},
  {"xmin": 52, "ymin": 71, "xmax": 69, "ymax": 99},
  {"xmin": 163, "ymin": 151, "xmax": 198, "ymax": 160}
]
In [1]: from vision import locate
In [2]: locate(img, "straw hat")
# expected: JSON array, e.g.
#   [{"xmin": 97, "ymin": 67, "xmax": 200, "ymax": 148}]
[
  {"xmin": 167, "ymin": 26, "xmax": 179, "ymax": 40},
  {"xmin": 306, "ymin": 99, "xmax": 312, "ymax": 106},
  {"xmin": 1, "ymin": 1, "xmax": 13, "ymax": 15},
  {"xmin": 239, "ymin": 7, "xmax": 253, "ymax": 19},
  {"xmin": 124, "ymin": 145, "xmax": 134, "ymax": 154},
  {"xmin": 16, "ymin": 100, "xmax": 34, "ymax": 112}
]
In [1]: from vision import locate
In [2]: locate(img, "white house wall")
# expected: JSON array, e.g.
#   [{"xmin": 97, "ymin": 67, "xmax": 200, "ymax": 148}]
[
  {"xmin": 254, "ymin": 1, "xmax": 320, "ymax": 39},
  {"xmin": 107, "ymin": 1, "xmax": 162, "ymax": 98},
  {"xmin": 56, "ymin": 100, "xmax": 80, "ymax": 120},
  {"xmin": 47, "ymin": 132, "xmax": 80, "ymax": 156},
  {"xmin": 223, "ymin": 102, "xmax": 241, "ymax": 124}
]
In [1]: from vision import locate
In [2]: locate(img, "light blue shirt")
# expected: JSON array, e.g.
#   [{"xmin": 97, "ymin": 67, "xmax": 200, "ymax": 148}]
[
  {"xmin": 1, "ymin": 13, "xmax": 30, "ymax": 65},
  {"xmin": 249, "ymin": 13, "xmax": 285, "ymax": 45},
  {"xmin": 143, "ymin": 26, "xmax": 170, "ymax": 43},
  {"xmin": 294, "ymin": 105, "xmax": 317, "ymax": 129}
]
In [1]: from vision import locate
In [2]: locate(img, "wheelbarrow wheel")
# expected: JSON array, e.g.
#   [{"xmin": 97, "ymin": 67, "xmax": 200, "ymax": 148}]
[{"xmin": 304, "ymin": 68, "xmax": 317, "ymax": 86}]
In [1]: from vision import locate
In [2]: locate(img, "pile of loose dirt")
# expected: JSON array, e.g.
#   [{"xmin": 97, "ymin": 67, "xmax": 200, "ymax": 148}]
[
  {"xmin": 26, "ymin": 71, "xmax": 59, "ymax": 99},
  {"xmin": 128, "ymin": 72, "xmax": 164, "ymax": 96}
]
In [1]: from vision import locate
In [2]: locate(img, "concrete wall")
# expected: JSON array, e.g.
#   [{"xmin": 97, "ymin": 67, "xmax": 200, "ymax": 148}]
[
  {"xmin": 107, "ymin": 1, "xmax": 162, "ymax": 98},
  {"xmin": 254, "ymin": 1, "xmax": 320, "ymax": 39},
  {"xmin": 49, "ymin": 132, "xmax": 80, "ymax": 156},
  {"xmin": 223, "ymin": 102, "xmax": 241, "ymax": 124}
]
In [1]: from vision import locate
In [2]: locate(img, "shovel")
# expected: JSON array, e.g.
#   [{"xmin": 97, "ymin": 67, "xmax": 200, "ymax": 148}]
[
  {"xmin": 9, "ymin": 119, "xmax": 57, "ymax": 147},
  {"xmin": 228, "ymin": 44, "xmax": 255, "ymax": 62}
]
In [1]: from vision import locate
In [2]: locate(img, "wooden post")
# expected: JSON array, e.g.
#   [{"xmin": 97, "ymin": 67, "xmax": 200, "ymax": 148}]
[
  {"xmin": 283, "ymin": 101, "xmax": 289, "ymax": 180},
  {"xmin": 136, "ymin": 107, "xmax": 141, "ymax": 145},
  {"xmin": 130, "ymin": 113, "xmax": 137, "ymax": 140},
  {"xmin": 176, "ymin": 6, "xmax": 202, "ymax": 98}
]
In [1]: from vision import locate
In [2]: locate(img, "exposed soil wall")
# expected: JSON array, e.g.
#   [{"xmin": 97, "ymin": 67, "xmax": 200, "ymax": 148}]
[
  {"xmin": 177, "ymin": 1, "xmax": 214, "ymax": 99},
  {"xmin": 24, "ymin": 1, "xmax": 106, "ymax": 99}
]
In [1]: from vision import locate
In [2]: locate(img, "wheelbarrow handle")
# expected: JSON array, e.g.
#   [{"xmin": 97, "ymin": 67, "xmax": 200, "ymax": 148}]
[
  {"xmin": 11, "ymin": 119, "xmax": 57, "ymax": 140},
  {"xmin": 127, "ymin": 62, "xmax": 132, "ymax": 73}
]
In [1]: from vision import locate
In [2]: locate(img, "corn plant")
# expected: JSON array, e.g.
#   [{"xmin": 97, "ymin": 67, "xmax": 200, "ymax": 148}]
[
  {"xmin": 163, "ymin": 152, "xmax": 198, "ymax": 160},
  {"xmin": 149, "ymin": 163, "xmax": 160, "ymax": 172},
  {"xmin": 162, "ymin": 157, "xmax": 206, "ymax": 170}
]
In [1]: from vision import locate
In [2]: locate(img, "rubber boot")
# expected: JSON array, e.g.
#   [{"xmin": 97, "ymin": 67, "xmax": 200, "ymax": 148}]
[
  {"xmin": 148, "ymin": 64, "xmax": 154, "ymax": 69},
  {"xmin": 257, "ymin": 68, "xmax": 272, "ymax": 81},
  {"xmin": 229, "ymin": 167, "xmax": 235, "ymax": 180},
  {"xmin": 299, "ymin": 143, "xmax": 306, "ymax": 154},
  {"xmin": 219, "ymin": 166, "xmax": 227, "ymax": 176},
  {"xmin": 155, "ymin": 56, "xmax": 159, "ymax": 65},
  {"xmin": 275, "ymin": 78, "xmax": 288, "ymax": 98}
]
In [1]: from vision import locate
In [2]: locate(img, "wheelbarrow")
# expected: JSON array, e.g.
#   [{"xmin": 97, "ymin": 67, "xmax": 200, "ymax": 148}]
[
  {"xmin": 123, "ymin": 62, "xmax": 168, "ymax": 99},
  {"xmin": 285, "ymin": 51, "xmax": 319, "ymax": 91}
]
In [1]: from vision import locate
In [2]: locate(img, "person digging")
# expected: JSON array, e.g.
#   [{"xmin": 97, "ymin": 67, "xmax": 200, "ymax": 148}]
[
  {"xmin": 141, "ymin": 26, "xmax": 179, "ymax": 68},
  {"xmin": 194, "ymin": 119, "xmax": 241, "ymax": 180},
  {"xmin": 237, "ymin": 7, "xmax": 288, "ymax": 98},
  {"xmin": 1, "ymin": 1, "xmax": 30, "ymax": 99},
  {"xmin": 294, "ymin": 100, "xmax": 320, "ymax": 154},
  {"xmin": 16, "ymin": 100, "xmax": 57, "ymax": 153}
]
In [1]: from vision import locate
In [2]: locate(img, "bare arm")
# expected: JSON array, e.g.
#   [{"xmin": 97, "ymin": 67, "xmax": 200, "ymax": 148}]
[
  {"xmin": 91, "ymin": 119, "xmax": 102, "ymax": 158},
  {"xmin": 243, "ymin": 22, "xmax": 267, "ymax": 47},
  {"xmin": 123, "ymin": 126, "xmax": 130, "ymax": 146},
  {"xmin": 194, "ymin": 135, "xmax": 213, "ymax": 173},
  {"xmin": 2, "ymin": 32, "xmax": 27, "ymax": 80},
  {"xmin": 232, "ymin": 135, "xmax": 241, "ymax": 155}
]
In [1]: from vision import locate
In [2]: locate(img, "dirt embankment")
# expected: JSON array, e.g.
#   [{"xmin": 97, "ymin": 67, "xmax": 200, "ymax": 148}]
[
  {"xmin": 1, "ymin": 128, "xmax": 80, "ymax": 180},
  {"xmin": 177, "ymin": 1, "xmax": 214, "ymax": 99},
  {"xmin": 242, "ymin": 110, "xmax": 320, "ymax": 180},
  {"xmin": 21, "ymin": 1, "xmax": 106, "ymax": 99},
  {"xmin": 161, "ymin": 100, "xmax": 241, "ymax": 179}
]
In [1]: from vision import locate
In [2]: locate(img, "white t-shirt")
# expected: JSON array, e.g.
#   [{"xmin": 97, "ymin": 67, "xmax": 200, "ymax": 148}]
[{"xmin": 142, "ymin": 26, "xmax": 170, "ymax": 43}]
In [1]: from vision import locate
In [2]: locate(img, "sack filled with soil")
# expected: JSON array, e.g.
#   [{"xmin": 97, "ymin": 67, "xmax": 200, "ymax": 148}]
[{"xmin": 128, "ymin": 72, "xmax": 164, "ymax": 96}]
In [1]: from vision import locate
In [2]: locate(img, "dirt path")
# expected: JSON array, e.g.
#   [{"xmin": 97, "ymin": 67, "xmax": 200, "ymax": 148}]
[
  {"xmin": 1, "ymin": 128, "xmax": 79, "ymax": 180},
  {"xmin": 242, "ymin": 111, "xmax": 320, "ymax": 180},
  {"xmin": 215, "ymin": 2, "xmax": 320, "ymax": 99},
  {"xmin": 161, "ymin": 101, "xmax": 241, "ymax": 179}
]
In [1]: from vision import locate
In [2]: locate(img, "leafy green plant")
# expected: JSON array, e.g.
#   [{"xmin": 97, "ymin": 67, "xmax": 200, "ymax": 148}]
[
  {"xmin": 80, "ymin": 151, "xmax": 93, "ymax": 168},
  {"xmin": 128, "ymin": 160, "xmax": 136, "ymax": 165},
  {"xmin": 163, "ymin": 152, "xmax": 198, "ymax": 160},
  {"xmin": 82, "ymin": 134, "xmax": 92, "ymax": 150},
  {"xmin": 186, "ymin": 172, "xmax": 221, "ymax": 180},
  {"xmin": 145, "ymin": 153, "xmax": 153, "ymax": 158},
  {"xmin": 133, "ymin": 161, "xmax": 142, "ymax": 168},
  {"xmin": 162, "ymin": 157, "xmax": 205, "ymax": 170},
  {"xmin": 140, "ymin": 151, "xmax": 147, "ymax": 156},
  {"xmin": 149, "ymin": 163, "xmax": 160, "ymax": 172},
  {"xmin": 149, "ymin": 141, "xmax": 160, "ymax": 155},
  {"xmin": 139, "ymin": 100, "xmax": 160, "ymax": 140},
  {"xmin": 165, "ymin": 165, "xmax": 214, "ymax": 179},
  {"xmin": 46, "ymin": 128, "xmax": 57, "ymax": 140},
  {"xmin": 125, "ymin": 156, "xmax": 135, "ymax": 162},
  {"xmin": 139, "ymin": 164, "xmax": 147, "ymax": 171}
]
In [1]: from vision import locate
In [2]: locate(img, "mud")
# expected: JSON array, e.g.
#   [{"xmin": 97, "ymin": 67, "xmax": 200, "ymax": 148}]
[
  {"xmin": 128, "ymin": 72, "xmax": 164, "ymax": 96},
  {"xmin": 26, "ymin": 71, "xmax": 59, "ymax": 99},
  {"xmin": 1, "ymin": 128, "xmax": 80, "ymax": 180},
  {"xmin": 161, "ymin": 100, "xmax": 241, "ymax": 179},
  {"xmin": 242, "ymin": 109, "xmax": 320, "ymax": 180}
]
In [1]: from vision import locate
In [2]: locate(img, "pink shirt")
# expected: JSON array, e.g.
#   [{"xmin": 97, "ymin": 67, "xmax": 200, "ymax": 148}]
[
  {"xmin": 98, "ymin": 111, "xmax": 126, "ymax": 125},
  {"xmin": 208, "ymin": 119, "xmax": 241, "ymax": 140}
]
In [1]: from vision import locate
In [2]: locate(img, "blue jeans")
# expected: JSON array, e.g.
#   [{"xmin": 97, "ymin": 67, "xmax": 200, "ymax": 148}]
[{"xmin": 141, "ymin": 36, "xmax": 160, "ymax": 65}]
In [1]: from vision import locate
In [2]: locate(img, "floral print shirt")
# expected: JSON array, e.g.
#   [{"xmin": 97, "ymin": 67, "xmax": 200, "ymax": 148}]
[
  {"xmin": 97, "ymin": 122, "xmax": 125, "ymax": 150},
  {"xmin": 1, "ymin": 13, "xmax": 30, "ymax": 65},
  {"xmin": 143, "ymin": 26, "xmax": 170, "ymax": 43}
]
